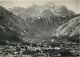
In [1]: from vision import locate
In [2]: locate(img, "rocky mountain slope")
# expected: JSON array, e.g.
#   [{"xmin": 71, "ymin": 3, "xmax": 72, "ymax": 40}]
[
  {"xmin": 53, "ymin": 15, "xmax": 80, "ymax": 37},
  {"xmin": 0, "ymin": 6, "xmax": 32, "ymax": 44}
]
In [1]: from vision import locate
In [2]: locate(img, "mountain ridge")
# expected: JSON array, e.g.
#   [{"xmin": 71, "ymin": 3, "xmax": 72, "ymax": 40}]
[{"xmin": 0, "ymin": 6, "xmax": 30, "ymax": 44}]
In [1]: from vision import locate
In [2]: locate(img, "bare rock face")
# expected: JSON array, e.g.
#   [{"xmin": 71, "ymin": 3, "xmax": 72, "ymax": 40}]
[
  {"xmin": 53, "ymin": 15, "xmax": 80, "ymax": 37},
  {"xmin": 10, "ymin": 3, "xmax": 75, "ymax": 20}
]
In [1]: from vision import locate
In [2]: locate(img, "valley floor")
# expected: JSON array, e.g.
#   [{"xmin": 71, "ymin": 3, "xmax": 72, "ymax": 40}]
[{"xmin": 0, "ymin": 54, "xmax": 79, "ymax": 57}]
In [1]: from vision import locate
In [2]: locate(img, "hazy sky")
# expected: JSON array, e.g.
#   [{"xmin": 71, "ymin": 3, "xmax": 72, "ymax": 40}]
[{"xmin": 0, "ymin": 0, "xmax": 80, "ymax": 14}]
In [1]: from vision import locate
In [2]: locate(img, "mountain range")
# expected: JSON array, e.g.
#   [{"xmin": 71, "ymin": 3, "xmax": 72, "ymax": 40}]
[{"xmin": 0, "ymin": 2, "xmax": 79, "ymax": 44}]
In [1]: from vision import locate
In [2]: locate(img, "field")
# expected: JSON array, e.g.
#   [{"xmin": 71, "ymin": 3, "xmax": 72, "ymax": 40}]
[
  {"xmin": 0, "ymin": 55, "xmax": 46, "ymax": 57},
  {"xmin": 0, "ymin": 55, "xmax": 77, "ymax": 57},
  {"xmin": 1, "ymin": 55, "xmax": 32, "ymax": 57}
]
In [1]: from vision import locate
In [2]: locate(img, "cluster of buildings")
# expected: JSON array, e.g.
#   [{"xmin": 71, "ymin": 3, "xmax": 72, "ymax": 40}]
[{"xmin": 0, "ymin": 39, "xmax": 79, "ymax": 57}]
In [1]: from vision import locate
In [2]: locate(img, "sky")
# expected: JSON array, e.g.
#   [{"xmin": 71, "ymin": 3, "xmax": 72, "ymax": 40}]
[{"xmin": 0, "ymin": 0, "xmax": 80, "ymax": 14}]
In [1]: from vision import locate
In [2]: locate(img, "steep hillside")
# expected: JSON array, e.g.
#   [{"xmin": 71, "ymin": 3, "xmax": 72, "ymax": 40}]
[
  {"xmin": 0, "ymin": 6, "xmax": 31, "ymax": 44},
  {"xmin": 0, "ymin": 25, "xmax": 22, "ymax": 45},
  {"xmin": 53, "ymin": 15, "xmax": 80, "ymax": 37}
]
